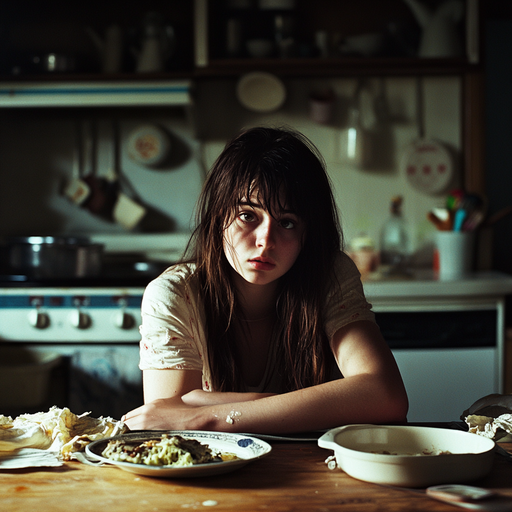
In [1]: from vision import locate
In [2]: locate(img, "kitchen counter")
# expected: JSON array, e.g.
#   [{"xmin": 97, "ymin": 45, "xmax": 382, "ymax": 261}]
[
  {"xmin": 363, "ymin": 271, "xmax": 512, "ymax": 300},
  {"xmin": 362, "ymin": 271, "xmax": 512, "ymax": 314},
  {"xmin": 2, "ymin": 441, "xmax": 512, "ymax": 511}
]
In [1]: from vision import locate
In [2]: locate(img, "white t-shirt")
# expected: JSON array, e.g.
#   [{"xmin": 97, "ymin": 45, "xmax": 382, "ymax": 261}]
[{"xmin": 138, "ymin": 251, "xmax": 375, "ymax": 392}]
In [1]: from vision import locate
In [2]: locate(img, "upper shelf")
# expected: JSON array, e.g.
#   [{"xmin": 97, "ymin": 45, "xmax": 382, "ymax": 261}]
[
  {"xmin": 0, "ymin": 0, "xmax": 482, "ymax": 107},
  {"xmin": 0, "ymin": 79, "xmax": 193, "ymax": 107},
  {"xmin": 193, "ymin": 57, "xmax": 481, "ymax": 78},
  {"xmin": 0, "ymin": 57, "xmax": 479, "ymax": 108}
]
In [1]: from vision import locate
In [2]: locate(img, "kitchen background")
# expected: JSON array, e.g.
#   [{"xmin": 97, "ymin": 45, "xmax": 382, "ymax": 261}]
[
  {"xmin": 1, "ymin": 0, "xmax": 512, "ymax": 421},
  {"xmin": 0, "ymin": 0, "xmax": 469, "ymax": 266},
  {"xmin": 0, "ymin": 76, "xmax": 460, "ymax": 264}
]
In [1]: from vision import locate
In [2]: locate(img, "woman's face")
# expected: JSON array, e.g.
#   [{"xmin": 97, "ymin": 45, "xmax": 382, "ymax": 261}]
[{"xmin": 223, "ymin": 191, "xmax": 305, "ymax": 287}]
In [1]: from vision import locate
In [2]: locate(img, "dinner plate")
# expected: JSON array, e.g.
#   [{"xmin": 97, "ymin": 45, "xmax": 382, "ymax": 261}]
[{"xmin": 85, "ymin": 430, "xmax": 272, "ymax": 478}]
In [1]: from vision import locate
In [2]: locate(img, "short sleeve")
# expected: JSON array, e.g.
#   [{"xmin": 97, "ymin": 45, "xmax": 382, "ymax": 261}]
[
  {"xmin": 138, "ymin": 265, "xmax": 207, "ymax": 375},
  {"xmin": 323, "ymin": 252, "xmax": 375, "ymax": 341}
]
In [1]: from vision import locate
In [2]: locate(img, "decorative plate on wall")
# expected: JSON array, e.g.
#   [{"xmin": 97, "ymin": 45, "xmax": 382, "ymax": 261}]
[{"xmin": 401, "ymin": 139, "xmax": 454, "ymax": 195}]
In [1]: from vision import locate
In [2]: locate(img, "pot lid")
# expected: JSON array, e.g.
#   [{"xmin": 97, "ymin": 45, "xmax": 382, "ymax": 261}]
[{"xmin": 3, "ymin": 236, "xmax": 92, "ymax": 245}]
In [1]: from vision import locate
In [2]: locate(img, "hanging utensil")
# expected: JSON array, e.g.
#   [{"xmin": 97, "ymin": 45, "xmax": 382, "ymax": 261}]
[
  {"xmin": 63, "ymin": 121, "xmax": 91, "ymax": 205},
  {"xmin": 400, "ymin": 77, "xmax": 454, "ymax": 195},
  {"xmin": 81, "ymin": 119, "xmax": 112, "ymax": 216},
  {"xmin": 111, "ymin": 121, "xmax": 147, "ymax": 230},
  {"xmin": 97, "ymin": 119, "xmax": 122, "ymax": 221},
  {"xmin": 341, "ymin": 79, "xmax": 371, "ymax": 168}
]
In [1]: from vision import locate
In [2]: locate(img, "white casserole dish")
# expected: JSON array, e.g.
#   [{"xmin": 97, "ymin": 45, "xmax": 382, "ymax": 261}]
[{"xmin": 318, "ymin": 424, "xmax": 495, "ymax": 488}]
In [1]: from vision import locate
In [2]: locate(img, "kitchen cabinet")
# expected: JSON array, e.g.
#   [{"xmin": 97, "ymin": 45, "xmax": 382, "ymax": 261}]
[
  {"xmin": 0, "ymin": 1, "xmax": 479, "ymax": 80},
  {"xmin": 0, "ymin": 2, "xmax": 195, "ymax": 77},
  {"xmin": 195, "ymin": 0, "xmax": 478, "ymax": 73}
]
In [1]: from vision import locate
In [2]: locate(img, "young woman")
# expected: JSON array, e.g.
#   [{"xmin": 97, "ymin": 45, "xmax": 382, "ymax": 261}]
[{"xmin": 122, "ymin": 127, "xmax": 408, "ymax": 433}]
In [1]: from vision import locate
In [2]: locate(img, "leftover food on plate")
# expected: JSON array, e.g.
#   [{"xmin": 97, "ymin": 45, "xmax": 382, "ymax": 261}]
[
  {"xmin": 86, "ymin": 431, "xmax": 272, "ymax": 478},
  {"xmin": 101, "ymin": 434, "xmax": 237, "ymax": 466}
]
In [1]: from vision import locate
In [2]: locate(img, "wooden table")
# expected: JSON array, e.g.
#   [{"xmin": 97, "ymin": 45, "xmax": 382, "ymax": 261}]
[{"xmin": 2, "ymin": 442, "xmax": 512, "ymax": 512}]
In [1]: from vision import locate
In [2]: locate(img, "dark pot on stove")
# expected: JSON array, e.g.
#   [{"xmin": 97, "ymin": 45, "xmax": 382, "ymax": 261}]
[{"xmin": 1, "ymin": 236, "xmax": 104, "ymax": 279}]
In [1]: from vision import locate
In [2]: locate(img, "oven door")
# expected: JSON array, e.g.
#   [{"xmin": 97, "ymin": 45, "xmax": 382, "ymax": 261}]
[{"xmin": 1, "ymin": 343, "xmax": 142, "ymax": 420}]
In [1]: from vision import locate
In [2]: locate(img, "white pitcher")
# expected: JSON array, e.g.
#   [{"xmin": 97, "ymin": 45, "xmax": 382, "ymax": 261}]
[
  {"xmin": 133, "ymin": 12, "xmax": 175, "ymax": 73},
  {"xmin": 87, "ymin": 24, "xmax": 124, "ymax": 74},
  {"xmin": 402, "ymin": 0, "xmax": 464, "ymax": 58}
]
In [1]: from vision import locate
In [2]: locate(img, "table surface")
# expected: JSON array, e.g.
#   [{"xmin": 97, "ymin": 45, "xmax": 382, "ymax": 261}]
[{"xmin": 2, "ymin": 441, "xmax": 512, "ymax": 512}]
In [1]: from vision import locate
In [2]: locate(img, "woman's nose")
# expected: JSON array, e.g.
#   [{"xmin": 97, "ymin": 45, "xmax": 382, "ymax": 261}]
[{"xmin": 256, "ymin": 219, "xmax": 275, "ymax": 248}]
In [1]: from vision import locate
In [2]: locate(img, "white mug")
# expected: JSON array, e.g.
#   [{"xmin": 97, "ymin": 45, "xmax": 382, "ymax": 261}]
[{"xmin": 436, "ymin": 231, "xmax": 474, "ymax": 280}]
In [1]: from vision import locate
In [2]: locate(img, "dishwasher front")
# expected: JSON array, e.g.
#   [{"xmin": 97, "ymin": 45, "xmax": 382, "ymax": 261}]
[{"xmin": 374, "ymin": 304, "xmax": 502, "ymax": 423}]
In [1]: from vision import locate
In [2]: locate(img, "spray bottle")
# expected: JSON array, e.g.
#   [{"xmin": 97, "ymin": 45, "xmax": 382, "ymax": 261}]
[{"xmin": 380, "ymin": 196, "xmax": 409, "ymax": 275}]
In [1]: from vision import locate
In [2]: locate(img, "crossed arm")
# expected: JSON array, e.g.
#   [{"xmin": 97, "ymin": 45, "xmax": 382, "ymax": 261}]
[{"xmin": 122, "ymin": 320, "xmax": 409, "ymax": 433}]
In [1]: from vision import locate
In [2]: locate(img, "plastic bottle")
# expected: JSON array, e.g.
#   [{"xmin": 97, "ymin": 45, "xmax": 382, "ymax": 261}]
[{"xmin": 380, "ymin": 196, "xmax": 409, "ymax": 274}]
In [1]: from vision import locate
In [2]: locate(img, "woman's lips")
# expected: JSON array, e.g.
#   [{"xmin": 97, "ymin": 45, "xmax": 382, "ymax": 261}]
[{"xmin": 249, "ymin": 258, "xmax": 276, "ymax": 271}]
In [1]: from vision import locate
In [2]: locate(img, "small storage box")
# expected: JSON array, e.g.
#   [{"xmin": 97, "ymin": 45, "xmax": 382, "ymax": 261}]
[{"xmin": 0, "ymin": 347, "xmax": 62, "ymax": 408}]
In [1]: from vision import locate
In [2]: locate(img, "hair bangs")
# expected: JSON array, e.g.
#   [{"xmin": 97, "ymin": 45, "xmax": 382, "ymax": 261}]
[{"xmin": 223, "ymin": 158, "xmax": 298, "ymax": 224}]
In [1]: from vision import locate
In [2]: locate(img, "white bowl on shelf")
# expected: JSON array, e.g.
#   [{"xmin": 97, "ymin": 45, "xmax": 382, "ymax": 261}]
[
  {"xmin": 343, "ymin": 32, "xmax": 385, "ymax": 56},
  {"xmin": 236, "ymin": 72, "xmax": 286, "ymax": 113},
  {"xmin": 246, "ymin": 39, "xmax": 275, "ymax": 58}
]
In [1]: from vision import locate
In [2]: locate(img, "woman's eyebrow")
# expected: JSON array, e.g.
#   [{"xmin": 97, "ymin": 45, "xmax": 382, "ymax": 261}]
[
  {"xmin": 238, "ymin": 200, "xmax": 262, "ymax": 209},
  {"xmin": 239, "ymin": 200, "xmax": 298, "ymax": 217}
]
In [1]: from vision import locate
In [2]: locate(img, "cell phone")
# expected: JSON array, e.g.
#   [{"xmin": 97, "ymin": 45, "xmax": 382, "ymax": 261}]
[{"xmin": 427, "ymin": 484, "xmax": 495, "ymax": 503}]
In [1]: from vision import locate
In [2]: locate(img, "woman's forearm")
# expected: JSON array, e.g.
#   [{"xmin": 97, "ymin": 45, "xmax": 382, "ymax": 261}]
[
  {"xmin": 123, "ymin": 373, "xmax": 407, "ymax": 432},
  {"xmin": 181, "ymin": 389, "xmax": 276, "ymax": 406},
  {"xmin": 190, "ymin": 373, "xmax": 408, "ymax": 433}
]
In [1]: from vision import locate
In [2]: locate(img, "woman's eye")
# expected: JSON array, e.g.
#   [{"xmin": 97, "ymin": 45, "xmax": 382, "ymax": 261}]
[
  {"xmin": 239, "ymin": 212, "xmax": 256, "ymax": 223},
  {"xmin": 279, "ymin": 218, "xmax": 296, "ymax": 230}
]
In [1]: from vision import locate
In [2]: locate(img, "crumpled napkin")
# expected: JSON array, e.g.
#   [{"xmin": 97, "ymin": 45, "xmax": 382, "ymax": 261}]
[
  {"xmin": 462, "ymin": 394, "xmax": 512, "ymax": 442},
  {"xmin": 466, "ymin": 413, "xmax": 512, "ymax": 441},
  {"xmin": 0, "ymin": 406, "xmax": 127, "ymax": 469},
  {"xmin": 0, "ymin": 448, "xmax": 64, "ymax": 469}
]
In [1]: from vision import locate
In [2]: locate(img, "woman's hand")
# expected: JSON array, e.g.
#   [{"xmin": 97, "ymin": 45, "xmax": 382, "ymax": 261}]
[
  {"xmin": 121, "ymin": 396, "xmax": 206, "ymax": 431},
  {"xmin": 122, "ymin": 390, "xmax": 277, "ymax": 431}
]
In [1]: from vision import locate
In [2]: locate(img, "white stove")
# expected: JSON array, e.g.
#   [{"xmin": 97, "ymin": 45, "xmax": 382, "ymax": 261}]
[
  {"xmin": 0, "ymin": 286, "xmax": 144, "ymax": 342},
  {"xmin": 0, "ymin": 230, "xmax": 190, "ymax": 418},
  {"xmin": 0, "ymin": 285, "xmax": 147, "ymax": 419}
]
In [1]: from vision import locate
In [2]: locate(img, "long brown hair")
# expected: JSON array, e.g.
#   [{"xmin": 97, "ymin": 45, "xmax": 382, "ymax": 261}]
[{"xmin": 186, "ymin": 127, "xmax": 342, "ymax": 392}]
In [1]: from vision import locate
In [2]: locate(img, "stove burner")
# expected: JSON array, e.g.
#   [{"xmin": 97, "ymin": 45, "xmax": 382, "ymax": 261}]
[{"xmin": 0, "ymin": 257, "xmax": 172, "ymax": 288}]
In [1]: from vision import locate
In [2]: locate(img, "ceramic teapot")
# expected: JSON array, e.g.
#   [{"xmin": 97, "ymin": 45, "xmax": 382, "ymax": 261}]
[
  {"xmin": 402, "ymin": 0, "xmax": 464, "ymax": 57},
  {"xmin": 87, "ymin": 24, "xmax": 124, "ymax": 74},
  {"xmin": 133, "ymin": 12, "xmax": 175, "ymax": 73}
]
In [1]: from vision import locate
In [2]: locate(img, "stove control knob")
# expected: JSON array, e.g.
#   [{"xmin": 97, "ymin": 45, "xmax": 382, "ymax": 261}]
[
  {"xmin": 28, "ymin": 309, "xmax": 50, "ymax": 329},
  {"xmin": 114, "ymin": 311, "xmax": 136, "ymax": 330},
  {"xmin": 69, "ymin": 309, "xmax": 92, "ymax": 330}
]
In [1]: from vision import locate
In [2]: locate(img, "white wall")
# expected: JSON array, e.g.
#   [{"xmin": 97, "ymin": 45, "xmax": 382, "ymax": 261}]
[
  {"xmin": 0, "ymin": 75, "xmax": 461, "ymax": 265},
  {"xmin": 196, "ymin": 75, "xmax": 461, "ymax": 266}
]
